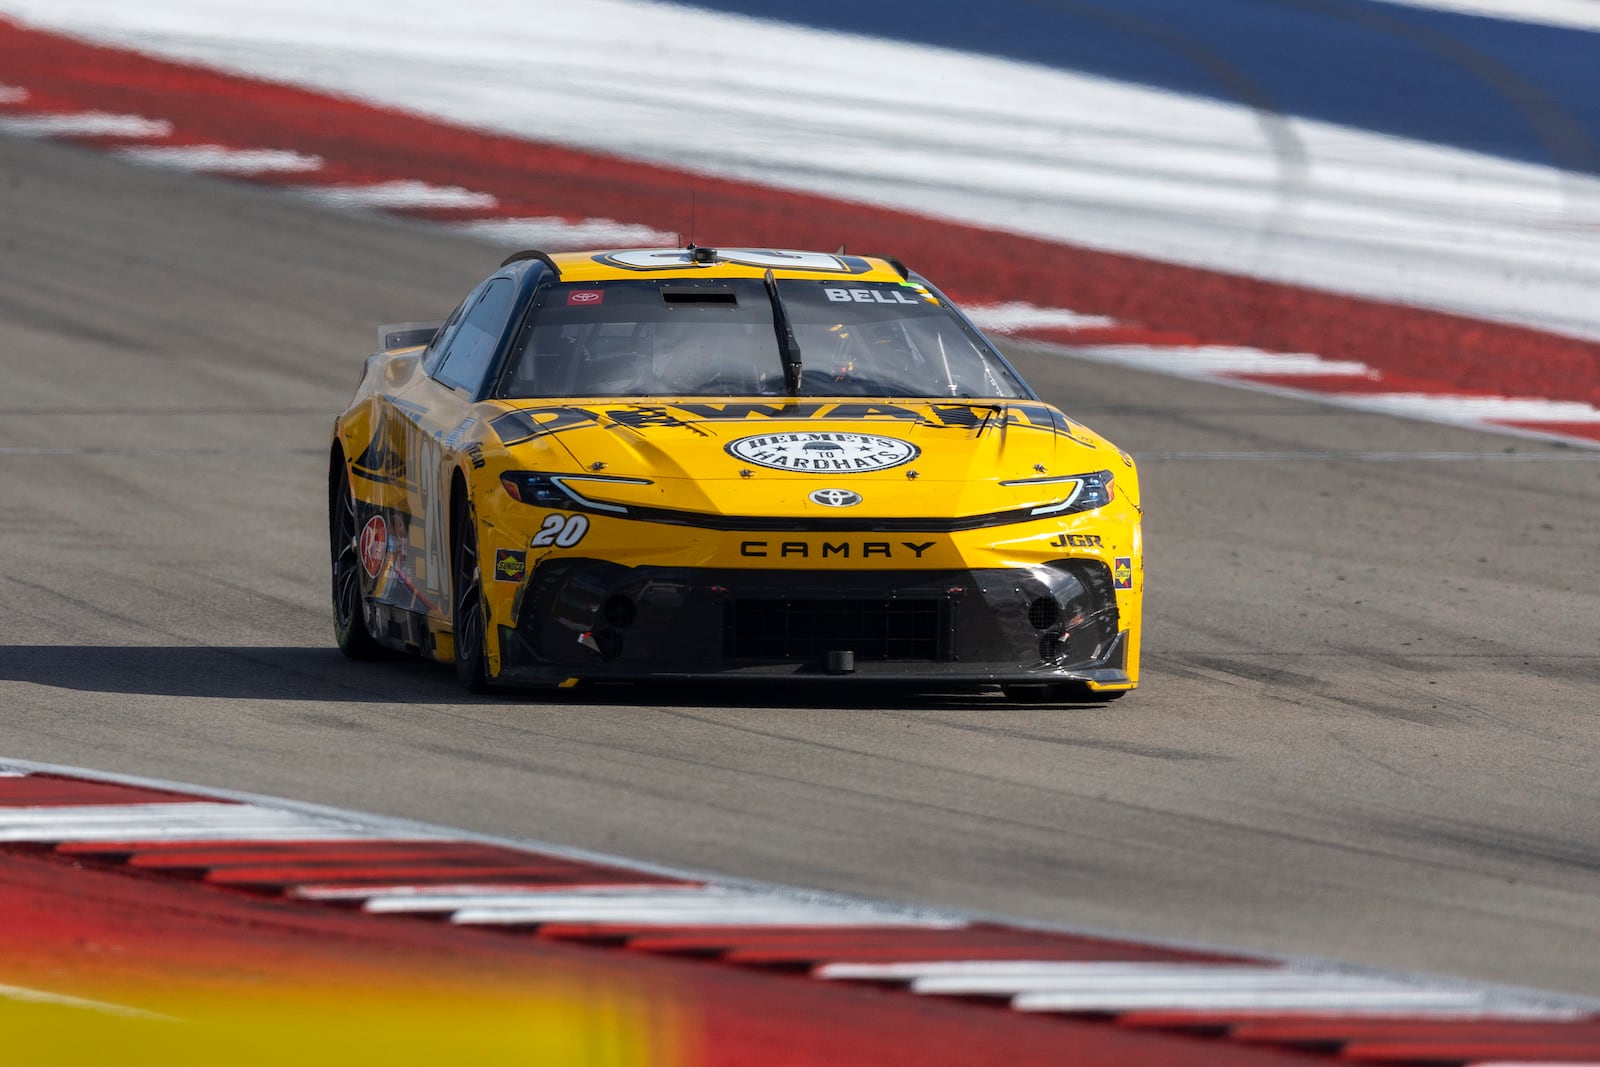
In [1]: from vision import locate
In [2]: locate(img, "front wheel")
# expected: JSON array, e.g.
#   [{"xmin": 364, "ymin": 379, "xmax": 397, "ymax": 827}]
[
  {"xmin": 451, "ymin": 495, "xmax": 493, "ymax": 693},
  {"xmin": 330, "ymin": 465, "xmax": 383, "ymax": 660}
]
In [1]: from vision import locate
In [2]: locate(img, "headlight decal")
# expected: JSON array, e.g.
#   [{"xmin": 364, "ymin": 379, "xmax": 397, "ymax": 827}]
[
  {"xmin": 498, "ymin": 470, "xmax": 1120, "ymax": 531},
  {"xmin": 501, "ymin": 471, "xmax": 652, "ymax": 514},
  {"xmin": 999, "ymin": 470, "xmax": 1115, "ymax": 516}
]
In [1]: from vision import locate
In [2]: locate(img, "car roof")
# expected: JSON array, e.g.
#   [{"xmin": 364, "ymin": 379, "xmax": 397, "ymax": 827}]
[{"xmin": 540, "ymin": 247, "xmax": 911, "ymax": 284}]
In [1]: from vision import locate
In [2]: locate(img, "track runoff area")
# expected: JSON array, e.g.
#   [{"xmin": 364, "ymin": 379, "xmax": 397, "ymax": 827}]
[
  {"xmin": 4, "ymin": 760, "xmax": 1600, "ymax": 1066},
  {"xmin": 2, "ymin": 12, "xmax": 1600, "ymax": 1067},
  {"xmin": 0, "ymin": 15, "xmax": 1597, "ymax": 449}
]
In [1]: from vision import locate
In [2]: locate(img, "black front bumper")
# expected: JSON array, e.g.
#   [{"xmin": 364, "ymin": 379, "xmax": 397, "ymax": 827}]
[{"xmin": 496, "ymin": 557, "xmax": 1128, "ymax": 687}]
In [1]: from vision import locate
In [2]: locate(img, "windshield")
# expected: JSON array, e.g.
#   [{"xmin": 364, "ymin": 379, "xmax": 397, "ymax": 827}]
[{"xmin": 498, "ymin": 278, "xmax": 1031, "ymax": 399}]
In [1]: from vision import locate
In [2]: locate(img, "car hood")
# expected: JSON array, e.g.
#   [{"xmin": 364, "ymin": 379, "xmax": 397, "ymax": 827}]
[{"xmin": 486, "ymin": 398, "xmax": 1129, "ymax": 518}]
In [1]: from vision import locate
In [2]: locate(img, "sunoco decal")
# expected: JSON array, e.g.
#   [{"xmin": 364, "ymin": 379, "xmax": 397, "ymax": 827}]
[
  {"xmin": 494, "ymin": 548, "xmax": 528, "ymax": 582},
  {"xmin": 1113, "ymin": 556, "xmax": 1133, "ymax": 590},
  {"xmin": 726, "ymin": 432, "xmax": 919, "ymax": 473}
]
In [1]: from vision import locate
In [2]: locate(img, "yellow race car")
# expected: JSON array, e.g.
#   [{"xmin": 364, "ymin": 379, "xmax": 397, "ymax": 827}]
[{"xmin": 329, "ymin": 247, "xmax": 1141, "ymax": 701}]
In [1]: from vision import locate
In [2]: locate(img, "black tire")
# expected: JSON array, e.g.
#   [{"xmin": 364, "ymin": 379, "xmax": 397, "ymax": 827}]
[
  {"xmin": 330, "ymin": 459, "xmax": 384, "ymax": 660},
  {"xmin": 451, "ymin": 493, "xmax": 493, "ymax": 693},
  {"xmin": 1001, "ymin": 683, "xmax": 1127, "ymax": 705}
]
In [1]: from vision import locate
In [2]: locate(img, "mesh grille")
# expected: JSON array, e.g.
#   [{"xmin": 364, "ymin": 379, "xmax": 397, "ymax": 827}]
[
  {"xmin": 727, "ymin": 598, "xmax": 945, "ymax": 661},
  {"xmin": 1027, "ymin": 596, "xmax": 1059, "ymax": 630}
]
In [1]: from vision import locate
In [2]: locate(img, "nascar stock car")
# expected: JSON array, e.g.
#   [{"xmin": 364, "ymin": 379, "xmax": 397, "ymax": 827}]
[{"xmin": 329, "ymin": 247, "xmax": 1142, "ymax": 700}]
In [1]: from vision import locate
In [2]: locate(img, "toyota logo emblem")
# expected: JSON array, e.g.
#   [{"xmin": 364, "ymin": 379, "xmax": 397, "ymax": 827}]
[{"xmin": 809, "ymin": 488, "xmax": 862, "ymax": 508}]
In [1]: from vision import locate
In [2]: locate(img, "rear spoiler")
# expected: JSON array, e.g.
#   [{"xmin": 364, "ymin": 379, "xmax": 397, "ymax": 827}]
[{"xmin": 377, "ymin": 320, "xmax": 446, "ymax": 352}]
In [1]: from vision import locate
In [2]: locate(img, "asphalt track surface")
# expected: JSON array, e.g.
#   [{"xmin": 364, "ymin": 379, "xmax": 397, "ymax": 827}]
[{"xmin": 3, "ymin": 133, "xmax": 1598, "ymax": 999}]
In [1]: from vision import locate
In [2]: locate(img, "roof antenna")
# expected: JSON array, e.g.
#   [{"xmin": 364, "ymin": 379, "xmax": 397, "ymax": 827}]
[{"xmin": 688, "ymin": 189, "xmax": 697, "ymax": 249}]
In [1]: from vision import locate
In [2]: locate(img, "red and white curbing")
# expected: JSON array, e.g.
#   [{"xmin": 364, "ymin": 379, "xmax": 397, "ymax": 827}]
[
  {"xmin": 4, "ymin": 756, "xmax": 1600, "ymax": 1067},
  {"xmin": 2, "ymin": 25, "xmax": 1597, "ymax": 451},
  {"xmin": 963, "ymin": 304, "xmax": 1600, "ymax": 449}
]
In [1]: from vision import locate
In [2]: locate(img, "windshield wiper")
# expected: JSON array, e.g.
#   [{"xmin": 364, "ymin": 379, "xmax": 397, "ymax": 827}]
[
  {"xmin": 764, "ymin": 269, "xmax": 804, "ymax": 396},
  {"xmin": 975, "ymin": 403, "xmax": 1005, "ymax": 436}
]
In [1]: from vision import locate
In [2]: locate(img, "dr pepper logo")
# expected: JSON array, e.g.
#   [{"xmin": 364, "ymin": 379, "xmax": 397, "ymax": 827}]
[{"xmin": 359, "ymin": 515, "xmax": 387, "ymax": 578}]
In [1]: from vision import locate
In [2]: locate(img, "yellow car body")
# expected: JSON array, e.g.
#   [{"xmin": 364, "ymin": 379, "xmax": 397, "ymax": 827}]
[{"xmin": 329, "ymin": 248, "xmax": 1141, "ymax": 699}]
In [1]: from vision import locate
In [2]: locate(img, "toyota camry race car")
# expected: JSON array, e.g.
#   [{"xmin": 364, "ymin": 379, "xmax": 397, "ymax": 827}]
[{"xmin": 329, "ymin": 247, "xmax": 1142, "ymax": 700}]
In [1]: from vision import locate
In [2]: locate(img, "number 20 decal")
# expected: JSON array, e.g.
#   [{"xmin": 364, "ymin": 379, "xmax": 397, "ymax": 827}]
[{"xmin": 531, "ymin": 513, "xmax": 590, "ymax": 548}]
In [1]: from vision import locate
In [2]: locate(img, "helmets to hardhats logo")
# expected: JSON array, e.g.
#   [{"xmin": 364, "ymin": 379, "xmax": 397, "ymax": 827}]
[
  {"xmin": 808, "ymin": 488, "xmax": 863, "ymax": 508},
  {"xmin": 726, "ymin": 431, "xmax": 919, "ymax": 474},
  {"xmin": 359, "ymin": 515, "xmax": 388, "ymax": 578}
]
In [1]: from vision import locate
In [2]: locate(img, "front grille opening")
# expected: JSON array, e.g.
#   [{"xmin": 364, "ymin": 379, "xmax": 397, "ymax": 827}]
[
  {"xmin": 727, "ymin": 598, "xmax": 945, "ymax": 662},
  {"xmin": 1027, "ymin": 596, "xmax": 1059, "ymax": 630}
]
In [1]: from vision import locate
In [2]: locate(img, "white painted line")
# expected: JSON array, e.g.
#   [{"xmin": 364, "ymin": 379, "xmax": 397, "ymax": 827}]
[
  {"xmin": 0, "ymin": 802, "xmax": 248, "ymax": 824},
  {"xmin": 1026, "ymin": 336, "xmax": 1600, "ymax": 449},
  {"xmin": 1053, "ymin": 343, "xmax": 1372, "ymax": 378},
  {"xmin": 451, "ymin": 904, "xmax": 958, "ymax": 928},
  {"xmin": 0, "ymin": 85, "xmax": 28, "ymax": 104},
  {"xmin": 297, "ymin": 882, "xmax": 683, "ymax": 901},
  {"xmin": 291, "ymin": 181, "xmax": 497, "ymax": 211},
  {"xmin": 451, "ymin": 216, "xmax": 677, "ymax": 250},
  {"xmin": 1350, "ymin": 394, "xmax": 1600, "ymax": 423},
  {"xmin": 1373, "ymin": 0, "xmax": 1600, "ymax": 32},
  {"xmin": 818, "ymin": 961, "xmax": 1264, "ymax": 981},
  {"xmin": 118, "ymin": 144, "xmax": 324, "ymax": 174},
  {"xmin": 0, "ymin": 982, "xmax": 170, "ymax": 1020},
  {"xmin": 825, "ymin": 966, "xmax": 1600, "ymax": 1023},
  {"xmin": 966, "ymin": 303, "xmax": 1120, "ymax": 332},
  {"xmin": 362, "ymin": 885, "xmax": 716, "ymax": 911},
  {"xmin": 1011, "ymin": 988, "xmax": 1528, "ymax": 1013},
  {"xmin": 446, "ymin": 897, "xmax": 880, "ymax": 917},
  {"xmin": 362, "ymin": 886, "xmax": 962, "ymax": 927},
  {"xmin": 1155, "ymin": 1007, "xmax": 1596, "ymax": 1020},
  {"xmin": 0, "ymin": 825, "xmax": 404, "ymax": 843},
  {"xmin": 1004, "ymin": 991, "xmax": 1580, "ymax": 1017},
  {"xmin": 911, "ymin": 966, "xmax": 1445, "ymax": 995},
  {"xmin": 824, "ymin": 960, "xmax": 1590, "ymax": 1019},
  {"xmin": 0, "ymin": 802, "xmax": 409, "ymax": 842},
  {"xmin": 0, "ymin": 112, "xmax": 172, "ymax": 138}
]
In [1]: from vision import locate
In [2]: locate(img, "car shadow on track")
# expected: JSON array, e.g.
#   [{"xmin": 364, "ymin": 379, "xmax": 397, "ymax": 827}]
[
  {"xmin": 0, "ymin": 645, "xmax": 1121, "ymax": 712},
  {"xmin": 0, "ymin": 645, "xmax": 456, "ymax": 703}
]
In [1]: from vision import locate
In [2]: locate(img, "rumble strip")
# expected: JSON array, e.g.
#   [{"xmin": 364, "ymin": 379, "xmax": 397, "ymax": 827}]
[{"xmin": 3, "ymin": 758, "xmax": 1599, "ymax": 1066}]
